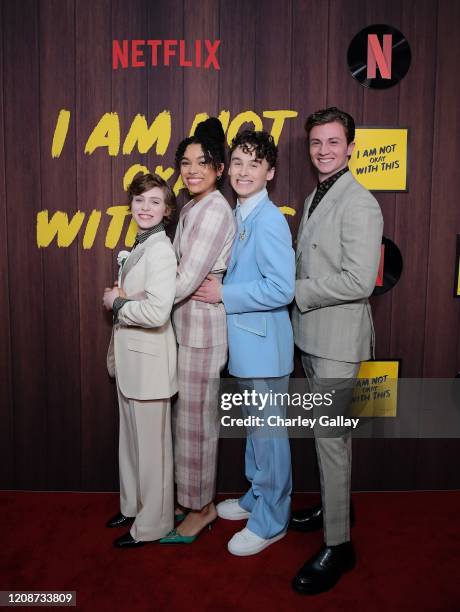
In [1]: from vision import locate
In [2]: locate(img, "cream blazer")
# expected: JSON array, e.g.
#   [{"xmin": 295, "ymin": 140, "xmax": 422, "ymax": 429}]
[{"xmin": 107, "ymin": 231, "xmax": 178, "ymax": 400}]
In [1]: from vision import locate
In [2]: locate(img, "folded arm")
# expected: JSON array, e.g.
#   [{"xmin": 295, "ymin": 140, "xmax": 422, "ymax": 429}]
[
  {"xmin": 175, "ymin": 204, "xmax": 234, "ymax": 304},
  {"xmin": 117, "ymin": 243, "xmax": 177, "ymax": 328}
]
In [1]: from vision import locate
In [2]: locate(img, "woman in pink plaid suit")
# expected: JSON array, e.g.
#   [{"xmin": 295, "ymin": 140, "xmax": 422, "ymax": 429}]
[{"xmin": 160, "ymin": 118, "xmax": 236, "ymax": 543}]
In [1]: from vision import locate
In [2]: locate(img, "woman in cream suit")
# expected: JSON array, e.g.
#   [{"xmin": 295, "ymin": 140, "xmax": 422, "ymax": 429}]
[{"xmin": 103, "ymin": 173, "xmax": 177, "ymax": 548}]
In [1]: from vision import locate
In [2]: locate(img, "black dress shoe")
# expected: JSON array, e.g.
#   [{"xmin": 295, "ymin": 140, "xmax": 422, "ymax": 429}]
[
  {"xmin": 292, "ymin": 541, "xmax": 356, "ymax": 595},
  {"xmin": 113, "ymin": 532, "xmax": 149, "ymax": 548},
  {"xmin": 289, "ymin": 503, "xmax": 355, "ymax": 533},
  {"xmin": 106, "ymin": 512, "xmax": 135, "ymax": 528}
]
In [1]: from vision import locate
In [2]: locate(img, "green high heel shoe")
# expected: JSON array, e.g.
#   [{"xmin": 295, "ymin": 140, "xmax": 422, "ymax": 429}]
[
  {"xmin": 159, "ymin": 528, "xmax": 198, "ymax": 544},
  {"xmin": 174, "ymin": 512, "xmax": 187, "ymax": 523},
  {"xmin": 159, "ymin": 521, "xmax": 214, "ymax": 545}
]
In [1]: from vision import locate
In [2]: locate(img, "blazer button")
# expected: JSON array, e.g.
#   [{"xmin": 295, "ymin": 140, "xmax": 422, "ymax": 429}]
[{"xmin": 312, "ymin": 243, "xmax": 317, "ymax": 249}]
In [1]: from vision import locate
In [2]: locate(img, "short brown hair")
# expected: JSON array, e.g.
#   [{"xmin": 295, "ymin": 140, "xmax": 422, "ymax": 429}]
[
  {"xmin": 230, "ymin": 130, "xmax": 277, "ymax": 169},
  {"xmin": 305, "ymin": 107, "xmax": 355, "ymax": 144},
  {"xmin": 127, "ymin": 173, "xmax": 177, "ymax": 224}
]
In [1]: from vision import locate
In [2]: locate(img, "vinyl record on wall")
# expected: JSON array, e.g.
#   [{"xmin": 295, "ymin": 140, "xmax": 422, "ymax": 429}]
[
  {"xmin": 372, "ymin": 236, "xmax": 403, "ymax": 296},
  {"xmin": 348, "ymin": 24, "xmax": 411, "ymax": 89}
]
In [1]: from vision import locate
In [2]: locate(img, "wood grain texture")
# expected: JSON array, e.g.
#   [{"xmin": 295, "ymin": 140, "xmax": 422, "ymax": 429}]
[
  {"xmin": 254, "ymin": 0, "xmax": 292, "ymax": 212},
  {"xmin": 147, "ymin": 0, "xmax": 185, "ymax": 224},
  {"xmin": 183, "ymin": 0, "xmax": 220, "ymax": 131},
  {"xmin": 290, "ymin": 0, "xmax": 329, "ymax": 236},
  {"xmin": 0, "ymin": 0, "xmax": 14, "ymax": 489},
  {"xmin": 3, "ymin": 0, "xmax": 47, "ymax": 489},
  {"xmin": 289, "ymin": 0, "xmax": 329, "ymax": 492},
  {"xmin": 1, "ymin": 0, "xmax": 459, "ymax": 492},
  {"xmin": 417, "ymin": 0, "xmax": 460, "ymax": 489},
  {"xmin": 423, "ymin": 0, "xmax": 460, "ymax": 378},
  {"xmin": 76, "ymin": 0, "xmax": 117, "ymax": 491},
  {"xmin": 39, "ymin": 0, "xmax": 82, "ymax": 490}
]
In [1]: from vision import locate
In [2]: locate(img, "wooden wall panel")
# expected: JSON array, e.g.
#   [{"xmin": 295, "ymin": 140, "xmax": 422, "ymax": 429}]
[
  {"xmin": 39, "ymin": 0, "xmax": 82, "ymax": 490},
  {"xmin": 254, "ymin": 0, "xmax": 292, "ymax": 212},
  {"xmin": 327, "ymin": 0, "xmax": 385, "ymax": 493},
  {"xmin": 217, "ymin": 0, "xmax": 257, "ymax": 206},
  {"xmin": 378, "ymin": 0, "xmax": 438, "ymax": 491},
  {"xmin": 423, "ymin": 0, "xmax": 460, "ymax": 378},
  {"xmin": 289, "ymin": 0, "xmax": 329, "ymax": 492},
  {"xmin": 109, "ymin": 0, "xmax": 149, "ymax": 480},
  {"xmin": 289, "ymin": 0, "xmax": 329, "ymax": 233},
  {"xmin": 0, "ymin": 0, "xmax": 14, "ymax": 488},
  {"xmin": 358, "ymin": 0, "xmax": 401, "ymax": 491},
  {"xmin": 391, "ymin": 1, "xmax": 438, "ymax": 378},
  {"xmin": 183, "ymin": 0, "xmax": 220, "ymax": 133},
  {"xmin": 362, "ymin": 0, "xmax": 401, "ymax": 361},
  {"xmin": 3, "ymin": 0, "xmax": 47, "ymax": 489},
  {"xmin": 416, "ymin": 0, "xmax": 460, "ymax": 489},
  {"xmin": 146, "ymin": 0, "xmax": 185, "ymax": 221},
  {"xmin": 327, "ymin": 0, "xmax": 366, "ymax": 118},
  {"xmin": 1, "ymin": 0, "xmax": 460, "ymax": 493},
  {"xmin": 76, "ymin": 0, "xmax": 117, "ymax": 490}
]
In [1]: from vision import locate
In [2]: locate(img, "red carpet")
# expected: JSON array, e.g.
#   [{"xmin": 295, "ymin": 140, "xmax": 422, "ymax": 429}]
[{"xmin": 1, "ymin": 491, "xmax": 459, "ymax": 611}]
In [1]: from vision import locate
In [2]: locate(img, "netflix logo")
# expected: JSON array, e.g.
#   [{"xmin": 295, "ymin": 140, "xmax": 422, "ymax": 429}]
[
  {"xmin": 347, "ymin": 24, "xmax": 411, "ymax": 90},
  {"xmin": 112, "ymin": 39, "xmax": 221, "ymax": 70}
]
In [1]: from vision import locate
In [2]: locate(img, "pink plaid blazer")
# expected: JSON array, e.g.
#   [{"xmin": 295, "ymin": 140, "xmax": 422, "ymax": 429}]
[{"xmin": 172, "ymin": 190, "xmax": 236, "ymax": 348}]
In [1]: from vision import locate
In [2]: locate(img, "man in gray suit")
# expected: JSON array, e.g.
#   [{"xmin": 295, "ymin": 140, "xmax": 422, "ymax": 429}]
[{"xmin": 291, "ymin": 107, "xmax": 383, "ymax": 595}]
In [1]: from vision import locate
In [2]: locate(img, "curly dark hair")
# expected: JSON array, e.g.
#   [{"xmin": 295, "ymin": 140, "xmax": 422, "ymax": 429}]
[
  {"xmin": 304, "ymin": 107, "xmax": 355, "ymax": 144},
  {"xmin": 175, "ymin": 117, "xmax": 226, "ymax": 172},
  {"xmin": 127, "ymin": 172, "xmax": 177, "ymax": 225},
  {"xmin": 230, "ymin": 130, "xmax": 277, "ymax": 168}
]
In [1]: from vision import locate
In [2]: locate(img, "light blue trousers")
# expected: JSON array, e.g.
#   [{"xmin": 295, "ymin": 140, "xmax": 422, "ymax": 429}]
[{"xmin": 237, "ymin": 376, "xmax": 292, "ymax": 539}]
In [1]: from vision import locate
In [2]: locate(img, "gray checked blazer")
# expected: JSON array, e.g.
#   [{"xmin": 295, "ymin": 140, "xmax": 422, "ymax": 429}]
[{"xmin": 292, "ymin": 171, "xmax": 384, "ymax": 363}]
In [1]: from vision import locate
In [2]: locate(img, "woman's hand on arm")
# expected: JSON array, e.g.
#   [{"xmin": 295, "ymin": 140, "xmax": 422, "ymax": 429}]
[{"xmin": 102, "ymin": 286, "xmax": 121, "ymax": 311}]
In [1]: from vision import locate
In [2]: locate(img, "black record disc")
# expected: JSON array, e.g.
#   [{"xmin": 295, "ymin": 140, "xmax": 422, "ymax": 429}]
[
  {"xmin": 372, "ymin": 236, "xmax": 403, "ymax": 296},
  {"xmin": 348, "ymin": 24, "xmax": 411, "ymax": 89}
]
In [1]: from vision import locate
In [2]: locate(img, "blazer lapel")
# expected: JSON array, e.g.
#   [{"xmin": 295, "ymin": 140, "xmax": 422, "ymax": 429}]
[
  {"xmin": 298, "ymin": 171, "xmax": 354, "ymax": 241},
  {"xmin": 304, "ymin": 189, "xmax": 337, "ymax": 231},
  {"xmin": 227, "ymin": 197, "xmax": 266, "ymax": 275},
  {"xmin": 296, "ymin": 191, "xmax": 315, "ymax": 262},
  {"xmin": 121, "ymin": 232, "xmax": 164, "ymax": 285},
  {"xmin": 297, "ymin": 192, "xmax": 315, "ymax": 238}
]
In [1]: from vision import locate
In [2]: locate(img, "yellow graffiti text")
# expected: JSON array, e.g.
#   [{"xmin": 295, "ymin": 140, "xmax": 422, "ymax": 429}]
[
  {"xmin": 37, "ymin": 205, "xmax": 296, "ymax": 249},
  {"xmin": 51, "ymin": 109, "xmax": 71, "ymax": 158},
  {"xmin": 55, "ymin": 107, "xmax": 298, "ymax": 161}
]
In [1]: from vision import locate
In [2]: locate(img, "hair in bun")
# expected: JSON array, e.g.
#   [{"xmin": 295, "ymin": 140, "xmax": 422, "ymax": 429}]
[
  {"xmin": 175, "ymin": 117, "xmax": 226, "ymax": 173},
  {"xmin": 195, "ymin": 117, "xmax": 225, "ymax": 145}
]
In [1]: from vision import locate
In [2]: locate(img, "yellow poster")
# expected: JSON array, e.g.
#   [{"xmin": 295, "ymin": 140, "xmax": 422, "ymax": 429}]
[
  {"xmin": 351, "ymin": 360, "xmax": 399, "ymax": 417},
  {"xmin": 349, "ymin": 128, "xmax": 408, "ymax": 191},
  {"xmin": 457, "ymin": 258, "xmax": 460, "ymax": 296},
  {"xmin": 456, "ymin": 237, "xmax": 460, "ymax": 297}
]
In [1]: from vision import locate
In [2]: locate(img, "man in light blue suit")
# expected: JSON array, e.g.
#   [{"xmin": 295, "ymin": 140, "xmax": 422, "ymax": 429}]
[{"xmin": 192, "ymin": 130, "xmax": 295, "ymax": 556}]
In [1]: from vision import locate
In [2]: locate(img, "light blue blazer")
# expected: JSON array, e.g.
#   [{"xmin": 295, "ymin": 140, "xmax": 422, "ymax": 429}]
[{"xmin": 222, "ymin": 195, "xmax": 295, "ymax": 378}]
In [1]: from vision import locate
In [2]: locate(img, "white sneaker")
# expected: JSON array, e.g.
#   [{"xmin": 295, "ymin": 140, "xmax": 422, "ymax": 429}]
[
  {"xmin": 227, "ymin": 527, "xmax": 286, "ymax": 556},
  {"xmin": 216, "ymin": 498, "xmax": 250, "ymax": 520}
]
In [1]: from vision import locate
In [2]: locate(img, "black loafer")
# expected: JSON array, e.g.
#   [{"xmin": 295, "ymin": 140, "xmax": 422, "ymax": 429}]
[
  {"xmin": 106, "ymin": 512, "xmax": 135, "ymax": 528},
  {"xmin": 113, "ymin": 532, "xmax": 149, "ymax": 548},
  {"xmin": 292, "ymin": 541, "xmax": 356, "ymax": 595},
  {"xmin": 289, "ymin": 503, "xmax": 355, "ymax": 533}
]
